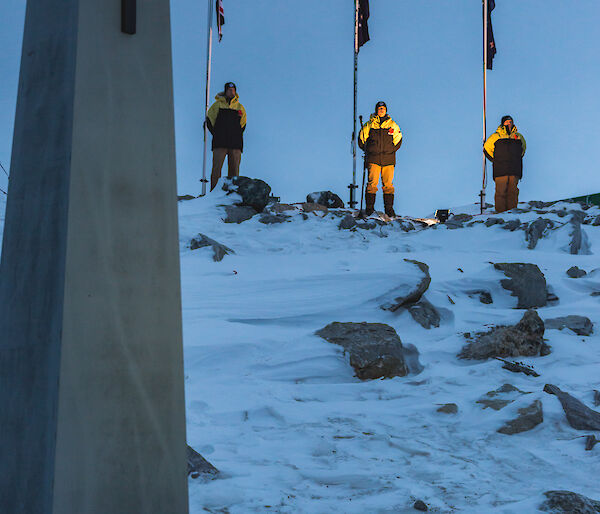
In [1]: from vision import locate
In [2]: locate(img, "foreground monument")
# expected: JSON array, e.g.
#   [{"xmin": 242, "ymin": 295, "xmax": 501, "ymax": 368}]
[{"xmin": 0, "ymin": 1, "xmax": 188, "ymax": 512}]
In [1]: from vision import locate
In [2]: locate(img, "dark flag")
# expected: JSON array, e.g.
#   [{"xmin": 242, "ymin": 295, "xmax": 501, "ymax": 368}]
[
  {"xmin": 216, "ymin": 0, "xmax": 225, "ymax": 42},
  {"xmin": 486, "ymin": 0, "xmax": 497, "ymax": 69},
  {"xmin": 357, "ymin": 0, "xmax": 370, "ymax": 51}
]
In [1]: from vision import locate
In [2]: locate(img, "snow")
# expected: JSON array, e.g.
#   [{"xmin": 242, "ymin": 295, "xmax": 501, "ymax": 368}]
[{"xmin": 180, "ymin": 187, "xmax": 600, "ymax": 513}]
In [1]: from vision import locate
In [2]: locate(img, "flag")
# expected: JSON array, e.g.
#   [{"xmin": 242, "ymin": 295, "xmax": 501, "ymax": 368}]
[
  {"xmin": 486, "ymin": 0, "xmax": 497, "ymax": 70},
  {"xmin": 357, "ymin": 0, "xmax": 370, "ymax": 51},
  {"xmin": 216, "ymin": 0, "xmax": 225, "ymax": 42}
]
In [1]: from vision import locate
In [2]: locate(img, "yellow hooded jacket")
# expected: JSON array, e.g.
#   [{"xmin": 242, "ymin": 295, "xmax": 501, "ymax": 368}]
[
  {"xmin": 358, "ymin": 114, "xmax": 403, "ymax": 166},
  {"xmin": 206, "ymin": 92, "xmax": 247, "ymax": 150},
  {"xmin": 484, "ymin": 124, "xmax": 526, "ymax": 179}
]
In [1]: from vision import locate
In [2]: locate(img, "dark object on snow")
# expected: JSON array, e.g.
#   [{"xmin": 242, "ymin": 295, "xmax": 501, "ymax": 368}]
[
  {"xmin": 458, "ymin": 310, "xmax": 545, "ymax": 361},
  {"xmin": 586, "ymin": 435, "xmax": 599, "ymax": 451},
  {"xmin": 413, "ymin": 499, "xmax": 428, "ymax": 511},
  {"xmin": 187, "ymin": 445, "xmax": 219, "ymax": 479},
  {"xmin": 408, "ymin": 299, "xmax": 440, "ymax": 329},
  {"xmin": 544, "ymin": 384, "xmax": 600, "ymax": 431},
  {"xmin": 567, "ymin": 266, "xmax": 587, "ymax": 278},
  {"xmin": 339, "ymin": 214, "xmax": 357, "ymax": 230},
  {"xmin": 477, "ymin": 384, "xmax": 528, "ymax": 411},
  {"xmin": 381, "ymin": 260, "xmax": 431, "ymax": 312},
  {"xmin": 501, "ymin": 219, "xmax": 521, "ymax": 231},
  {"xmin": 540, "ymin": 342, "xmax": 552, "ymax": 356},
  {"xmin": 177, "ymin": 194, "xmax": 196, "ymax": 201},
  {"xmin": 497, "ymin": 399, "xmax": 543, "ymax": 435},
  {"xmin": 467, "ymin": 289, "xmax": 493, "ymax": 304},
  {"xmin": 496, "ymin": 358, "xmax": 540, "ymax": 377},
  {"xmin": 494, "ymin": 263, "xmax": 548, "ymax": 309},
  {"xmin": 435, "ymin": 209, "xmax": 449, "ymax": 223},
  {"xmin": 315, "ymin": 322, "xmax": 423, "ymax": 380},
  {"xmin": 259, "ymin": 213, "xmax": 289, "ymax": 224},
  {"xmin": 539, "ymin": 490, "xmax": 600, "ymax": 513},
  {"xmin": 525, "ymin": 218, "xmax": 553, "ymax": 249},
  {"xmin": 437, "ymin": 403, "xmax": 458, "ymax": 414},
  {"xmin": 594, "ymin": 390, "xmax": 600, "ymax": 407},
  {"xmin": 222, "ymin": 176, "xmax": 271, "ymax": 212},
  {"xmin": 223, "ymin": 204, "xmax": 257, "ymax": 224},
  {"xmin": 544, "ymin": 315, "xmax": 594, "ymax": 336},
  {"xmin": 569, "ymin": 214, "xmax": 591, "ymax": 255},
  {"xmin": 485, "ymin": 217, "xmax": 504, "ymax": 227},
  {"xmin": 306, "ymin": 191, "xmax": 345, "ymax": 209},
  {"xmin": 190, "ymin": 233, "xmax": 234, "ymax": 262}
]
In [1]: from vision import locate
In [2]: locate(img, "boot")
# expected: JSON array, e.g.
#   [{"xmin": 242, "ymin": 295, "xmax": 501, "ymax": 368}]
[
  {"xmin": 365, "ymin": 192, "xmax": 376, "ymax": 216},
  {"xmin": 383, "ymin": 193, "xmax": 396, "ymax": 218}
]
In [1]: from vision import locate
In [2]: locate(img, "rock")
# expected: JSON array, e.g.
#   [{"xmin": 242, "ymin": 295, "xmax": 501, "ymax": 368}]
[
  {"xmin": 458, "ymin": 310, "xmax": 545, "ymax": 360},
  {"xmin": 315, "ymin": 322, "xmax": 422, "ymax": 380},
  {"xmin": 540, "ymin": 342, "xmax": 552, "ymax": 356},
  {"xmin": 190, "ymin": 233, "xmax": 235, "ymax": 262},
  {"xmin": 339, "ymin": 214, "xmax": 357, "ymax": 230},
  {"xmin": 591, "ymin": 215, "xmax": 600, "ymax": 227},
  {"xmin": 270, "ymin": 203, "xmax": 297, "ymax": 214},
  {"xmin": 544, "ymin": 384, "xmax": 600, "ymax": 430},
  {"xmin": 525, "ymin": 218, "xmax": 554, "ymax": 249},
  {"xmin": 547, "ymin": 291, "xmax": 560, "ymax": 304},
  {"xmin": 544, "ymin": 315, "xmax": 594, "ymax": 336},
  {"xmin": 223, "ymin": 204, "xmax": 257, "ymax": 224},
  {"xmin": 437, "ymin": 403, "xmax": 458, "ymax": 414},
  {"xmin": 494, "ymin": 263, "xmax": 548, "ymax": 309},
  {"xmin": 485, "ymin": 217, "xmax": 505, "ymax": 227},
  {"xmin": 177, "ymin": 194, "xmax": 196, "ymax": 201},
  {"xmin": 528, "ymin": 200, "xmax": 556, "ymax": 209},
  {"xmin": 398, "ymin": 220, "xmax": 415, "ymax": 232},
  {"xmin": 497, "ymin": 400, "xmax": 543, "ymax": 435},
  {"xmin": 408, "ymin": 299, "xmax": 441, "ymax": 329},
  {"xmin": 222, "ymin": 176, "xmax": 271, "ymax": 212},
  {"xmin": 568, "ymin": 215, "xmax": 591, "ymax": 255},
  {"xmin": 451, "ymin": 213, "xmax": 473, "ymax": 222},
  {"xmin": 187, "ymin": 445, "xmax": 219, "ymax": 479},
  {"xmin": 539, "ymin": 491, "xmax": 600, "ymax": 513},
  {"xmin": 356, "ymin": 221, "xmax": 376, "ymax": 230},
  {"xmin": 586, "ymin": 435, "xmax": 599, "ymax": 451},
  {"xmin": 501, "ymin": 219, "xmax": 521, "ymax": 231},
  {"xmin": 306, "ymin": 191, "xmax": 345, "ymax": 209},
  {"xmin": 594, "ymin": 390, "xmax": 600, "ymax": 407},
  {"xmin": 259, "ymin": 213, "xmax": 290, "ymax": 224},
  {"xmin": 413, "ymin": 499, "xmax": 428, "ymax": 511},
  {"xmin": 444, "ymin": 219, "xmax": 464, "ymax": 230},
  {"xmin": 467, "ymin": 289, "xmax": 493, "ymax": 304},
  {"xmin": 477, "ymin": 384, "xmax": 529, "ymax": 411},
  {"xmin": 381, "ymin": 260, "xmax": 431, "ymax": 312},
  {"xmin": 567, "ymin": 266, "xmax": 587, "ymax": 278},
  {"xmin": 301, "ymin": 202, "xmax": 328, "ymax": 214}
]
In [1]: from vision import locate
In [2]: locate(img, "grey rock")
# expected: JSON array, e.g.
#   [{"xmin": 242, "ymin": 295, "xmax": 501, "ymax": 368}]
[
  {"xmin": 586, "ymin": 435, "xmax": 599, "ymax": 451},
  {"xmin": 467, "ymin": 289, "xmax": 493, "ymax": 304},
  {"xmin": 544, "ymin": 384, "xmax": 600, "ymax": 430},
  {"xmin": 525, "ymin": 218, "xmax": 554, "ymax": 249},
  {"xmin": 398, "ymin": 220, "xmax": 415, "ymax": 232},
  {"xmin": 569, "ymin": 215, "xmax": 591, "ymax": 255},
  {"xmin": 356, "ymin": 221, "xmax": 376, "ymax": 230},
  {"xmin": 459, "ymin": 310, "xmax": 545, "ymax": 360},
  {"xmin": 540, "ymin": 342, "xmax": 552, "ymax": 356},
  {"xmin": 187, "ymin": 445, "xmax": 219, "ymax": 478},
  {"xmin": 594, "ymin": 390, "xmax": 600, "ymax": 407},
  {"xmin": 413, "ymin": 499, "xmax": 428, "ymax": 511},
  {"xmin": 497, "ymin": 400, "xmax": 543, "ymax": 435},
  {"xmin": 301, "ymin": 202, "xmax": 328, "ymax": 214},
  {"xmin": 408, "ymin": 299, "xmax": 440, "ymax": 329},
  {"xmin": 540, "ymin": 490, "xmax": 600, "ymax": 513},
  {"xmin": 451, "ymin": 213, "xmax": 473, "ymax": 222},
  {"xmin": 501, "ymin": 219, "xmax": 522, "ymax": 231},
  {"xmin": 545, "ymin": 316, "xmax": 594, "ymax": 336},
  {"xmin": 556, "ymin": 210, "xmax": 568, "ymax": 218},
  {"xmin": 269, "ymin": 203, "xmax": 297, "ymax": 214},
  {"xmin": 494, "ymin": 263, "xmax": 548, "ymax": 309},
  {"xmin": 591, "ymin": 215, "xmax": 600, "ymax": 227},
  {"xmin": 223, "ymin": 204, "xmax": 257, "ymax": 224},
  {"xmin": 437, "ymin": 403, "xmax": 458, "ymax": 414},
  {"xmin": 339, "ymin": 214, "xmax": 357, "ymax": 230},
  {"xmin": 316, "ymin": 322, "xmax": 423, "ymax": 380},
  {"xmin": 547, "ymin": 291, "xmax": 560, "ymax": 304},
  {"xmin": 477, "ymin": 384, "xmax": 529, "ymax": 411},
  {"xmin": 381, "ymin": 260, "xmax": 431, "ymax": 312},
  {"xmin": 190, "ymin": 233, "xmax": 235, "ymax": 262},
  {"xmin": 177, "ymin": 194, "xmax": 196, "ymax": 201},
  {"xmin": 444, "ymin": 219, "xmax": 464, "ymax": 230},
  {"xmin": 222, "ymin": 176, "xmax": 271, "ymax": 212},
  {"xmin": 528, "ymin": 201, "xmax": 556, "ymax": 209},
  {"xmin": 259, "ymin": 213, "xmax": 290, "ymax": 224},
  {"xmin": 306, "ymin": 191, "xmax": 344, "ymax": 209},
  {"xmin": 485, "ymin": 217, "xmax": 504, "ymax": 227},
  {"xmin": 567, "ymin": 266, "xmax": 587, "ymax": 278}
]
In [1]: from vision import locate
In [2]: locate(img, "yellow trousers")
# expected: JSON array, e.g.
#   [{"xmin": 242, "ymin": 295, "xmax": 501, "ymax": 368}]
[{"xmin": 366, "ymin": 164, "xmax": 395, "ymax": 194}]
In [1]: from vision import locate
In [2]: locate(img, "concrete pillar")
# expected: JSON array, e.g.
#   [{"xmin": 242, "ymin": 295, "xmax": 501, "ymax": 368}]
[{"xmin": 0, "ymin": 1, "xmax": 188, "ymax": 513}]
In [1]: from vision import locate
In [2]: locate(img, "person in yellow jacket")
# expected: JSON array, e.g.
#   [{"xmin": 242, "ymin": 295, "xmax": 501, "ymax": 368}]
[
  {"xmin": 206, "ymin": 82, "xmax": 247, "ymax": 191},
  {"xmin": 358, "ymin": 101, "xmax": 403, "ymax": 217},
  {"xmin": 484, "ymin": 115, "xmax": 526, "ymax": 213}
]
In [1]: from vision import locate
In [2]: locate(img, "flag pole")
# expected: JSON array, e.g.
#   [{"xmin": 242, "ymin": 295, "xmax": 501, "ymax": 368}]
[
  {"xmin": 480, "ymin": 0, "xmax": 488, "ymax": 214},
  {"xmin": 201, "ymin": 0, "xmax": 214, "ymax": 196},
  {"xmin": 350, "ymin": 0, "xmax": 359, "ymax": 209}
]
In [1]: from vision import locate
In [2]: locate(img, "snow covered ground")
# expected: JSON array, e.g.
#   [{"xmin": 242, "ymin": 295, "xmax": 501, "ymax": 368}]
[{"xmin": 180, "ymin": 187, "xmax": 600, "ymax": 513}]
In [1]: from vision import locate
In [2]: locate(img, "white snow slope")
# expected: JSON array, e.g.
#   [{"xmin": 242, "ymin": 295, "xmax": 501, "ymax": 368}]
[{"xmin": 180, "ymin": 188, "xmax": 600, "ymax": 513}]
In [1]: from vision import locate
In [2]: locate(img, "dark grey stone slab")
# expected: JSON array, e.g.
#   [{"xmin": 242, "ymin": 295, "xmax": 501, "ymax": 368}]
[
  {"xmin": 544, "ymin": 384, "xmax": 600, "ymax": 430},
  {"xmin": 497, "ymin": 400, "xmax": 543, "ymax": 435},
  {"xmin": 540, "ymin": 491, "xmax": 600, "ymax": 513},
  {"xmin": 380, "ymin": 260, "xmax": 431, "ymax": 312},
  {"xmin": 545, "ymin": 315, "xmax": 593, "ymax": 336},
  {"xmin": 494, "ymin": 263, "xmax": 548, "ymax": 309}
]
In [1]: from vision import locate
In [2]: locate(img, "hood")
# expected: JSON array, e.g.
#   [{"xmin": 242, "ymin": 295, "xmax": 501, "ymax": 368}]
[
  {"xmin": 496, "ymin": 124, "xmax": 518, "ymax": 137},
  {"xmin": 215, "ymin": 91, "xmax": 240, "ymax": 103}
]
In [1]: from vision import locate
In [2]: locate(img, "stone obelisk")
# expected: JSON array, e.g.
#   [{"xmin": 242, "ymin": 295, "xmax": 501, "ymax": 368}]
[{"xmin": 0, "ymin": 1, "xmax": 189, "ymax": 513}]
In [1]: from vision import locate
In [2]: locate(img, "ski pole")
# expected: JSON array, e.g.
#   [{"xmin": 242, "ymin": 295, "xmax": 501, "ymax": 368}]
[{"xmin": 358, "ymin": 115, "xmax": 367, "ymax": 217}]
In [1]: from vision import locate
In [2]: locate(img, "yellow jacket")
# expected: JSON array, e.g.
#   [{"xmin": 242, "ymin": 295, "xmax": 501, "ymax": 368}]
[
  {"xmin": 206, "ymin": 93, "xmax": 247, "ymax": 150},
  {"xmin": 484, "ymin": 124, "xmax": 526, "ymax": 160},
  {"xmin": 207, "ymin": 93, "xmax": 246, "ymax": 129},
  {"xmin": 358, "ymin": 114, "xmax": 403, "ymax": 166}
]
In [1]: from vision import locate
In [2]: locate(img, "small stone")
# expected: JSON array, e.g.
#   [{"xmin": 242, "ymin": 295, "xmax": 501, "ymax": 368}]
[
  {"xmin": 177, "ymin": 194, "xmax": 196, "ymax": 201},
  {"xmin": 339, "ymin": 214, "xmax": 357, "ymax": 230},
  {"xmin": 585, "ymin": 435, "xmax": 599, "ymax": 451},
  {"xmin": 413, "ymin": 499, "xmax": 428, "ymax": 511},
  {"xmin": 190, "ymin": 233, "xmax": 235, "ymax": 262},
  {"xmin": 301, "ymin": 202, "xmax": 328, "ymax": 214},
  {"xmin": 544, "ymin": 384, "xmax": 600, "ymax": 431},
  {"xmin": 485, "ymin": 217, "xmax": 504, "ymax": 227},
  {"xmin": 501, "ymin": 219, "xmax": 521, "ymax": 231},
  {"xmin": 187, "ymin": 445, "xmax": 219, "ymax": 478},
  {"xmin": 380, "ymin": 260, "xmax": 431, "ymax": 312},
  {"xmin": 437, "ymin": 403, "xmax": 458, "ymax": 414},
  {"xmin": 223, "ymin": 204, "xmax": 257, "ymax": 224},
  {"xmin": 408, "ymin": 299, "xmax": 441, "ymax": 329},
  {"xmin": 540, "ymin": 491, "xmax": 600, "ymax": 513},
  {"xmin": 540, "ymin": 342, "xmax": 552, "ymax": 356},
  {"xmin": 545, "ymin": 316, "xmax": 594, "ymax": 336},
  {"xmin": 594, "ymin": 390, "xmax": 600, "ymax": 407},
  {"xmin": 494, "ymin": 263, "xmax": 548, "ymax": 309},
  {"xmin": 259, "ymin": 213, "xmax": 290, "ymax": 224},
  {"xmin": 567, "ymin": 266, "xmax": 587, "ymax": 278},
  {"xmin": 497, "ymin": 400, "xmax": 543, "ymax": 435},
  {"xmin": 222, "ymin": 176, "xmax": 271, "ymax": 212},
  {"xmin": 306, "ymin": 191, "xmax": 344, "ymax": 208}
]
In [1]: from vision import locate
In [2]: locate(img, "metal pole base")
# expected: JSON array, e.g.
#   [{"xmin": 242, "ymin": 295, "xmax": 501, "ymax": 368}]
[{"xmin": 348, "ymin": 183, "xmax": 358, "ymax": 208}]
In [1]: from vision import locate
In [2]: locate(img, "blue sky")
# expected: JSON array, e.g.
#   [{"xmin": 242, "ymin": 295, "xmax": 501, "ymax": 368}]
[{"xmin": 1, "ymin": 1, "xmax": 599, "ymax": 214}]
